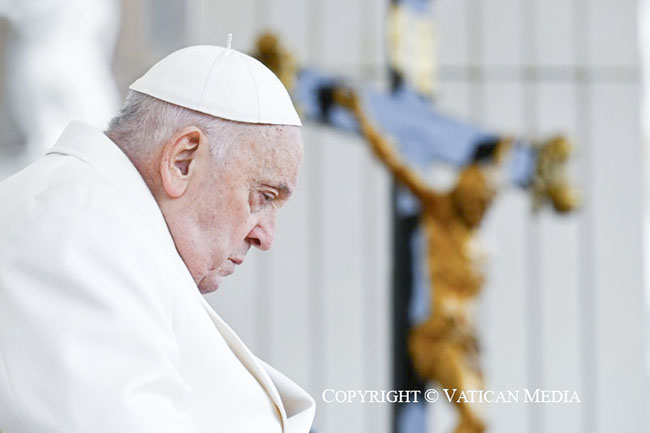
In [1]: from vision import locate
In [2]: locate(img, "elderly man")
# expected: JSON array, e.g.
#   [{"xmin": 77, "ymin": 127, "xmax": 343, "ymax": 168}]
[{"xmin": 0, "ymin": 44, "xmax": 314, "ymax": 432}]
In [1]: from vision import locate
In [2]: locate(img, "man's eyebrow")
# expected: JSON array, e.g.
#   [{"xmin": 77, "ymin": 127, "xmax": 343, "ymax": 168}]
[
  {"xmin": 263, "ymin": 182, "xmax": 293, "ymax": 197},
  {"xmin": 277, "ymin": 183, "xmax": 293, "ymax": 197}
]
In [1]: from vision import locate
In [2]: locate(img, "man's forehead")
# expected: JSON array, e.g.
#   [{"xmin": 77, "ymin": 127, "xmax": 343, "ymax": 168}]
[
  {"xmin": 242, "ymin": 124, "xmax": 301, "ymax": 147},
  {"xmin": 262, "ymin": 125, "xmax": 302, "ymax": 147},
  {"xmin": 225, "ymin": 125, "xmax": 302, "ymax": 190},
  {"xmin": 244, "ymin": 127, "xmax": 303, "ymax": 162}
]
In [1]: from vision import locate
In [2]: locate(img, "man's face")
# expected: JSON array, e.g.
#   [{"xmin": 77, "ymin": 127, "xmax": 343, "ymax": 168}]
[{"xmin": 167, "ymin": 125, "xmax": 303, "ymax": 293}]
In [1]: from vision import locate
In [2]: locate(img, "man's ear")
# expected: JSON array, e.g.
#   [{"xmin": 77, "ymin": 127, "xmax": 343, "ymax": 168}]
[{"xmin": 159, "ymin": 126, "xmax": 207, "ymax": 198}]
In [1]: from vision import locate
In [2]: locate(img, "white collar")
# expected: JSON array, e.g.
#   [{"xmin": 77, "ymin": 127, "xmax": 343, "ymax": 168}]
[{"xmin": 47, "ymin": 121, "xmax": 170, "ymax": 242}]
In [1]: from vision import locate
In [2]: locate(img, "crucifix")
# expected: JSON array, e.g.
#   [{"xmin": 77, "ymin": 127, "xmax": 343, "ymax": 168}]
[{"xmin": 252, "ymin": 1, "xmax": 578, "ymax": 432}]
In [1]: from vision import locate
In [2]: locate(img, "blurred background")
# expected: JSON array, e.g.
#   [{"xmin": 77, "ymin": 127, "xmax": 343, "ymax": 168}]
[{"xmin": 0, "ymin": 0, "xmax": 647, "ymax": 433}]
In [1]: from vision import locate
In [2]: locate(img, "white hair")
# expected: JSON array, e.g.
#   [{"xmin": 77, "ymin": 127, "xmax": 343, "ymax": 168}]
[{"xmin": 105, "ymin": 90, "xmax": 253, "ymax": 165}]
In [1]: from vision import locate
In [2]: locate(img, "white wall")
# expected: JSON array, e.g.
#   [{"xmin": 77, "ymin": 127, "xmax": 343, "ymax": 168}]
[{"xmin": 438, "ymin": 1, "xmax": 647, "ymax": 432}]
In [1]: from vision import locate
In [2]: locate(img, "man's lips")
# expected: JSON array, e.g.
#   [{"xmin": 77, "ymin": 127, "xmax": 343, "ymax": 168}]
[
  {"xmin": 221, "ymin": 257, "xmax": 243, "ymax": 276},
  {"xmin": 222, "ymin": 266, "xmax": 235, "ymax": 276},
  {"xmin": 198, "ymin": 258, "xmax": 244, "ymax": 294}
]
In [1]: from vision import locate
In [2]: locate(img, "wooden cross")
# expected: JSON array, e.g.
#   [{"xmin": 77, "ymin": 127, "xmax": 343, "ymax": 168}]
[{"xmin": 252, "ymin": 1, "xmax": 578, "ymax": 431}]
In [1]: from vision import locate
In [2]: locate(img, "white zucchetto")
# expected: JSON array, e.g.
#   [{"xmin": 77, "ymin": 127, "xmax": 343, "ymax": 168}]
[{"xmin": 129, "ymin": 43, "xmax": 301, "ymax": 126}]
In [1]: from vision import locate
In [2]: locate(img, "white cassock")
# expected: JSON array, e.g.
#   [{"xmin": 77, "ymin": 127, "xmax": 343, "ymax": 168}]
[{"xmin": 0, "ymin": 122, "xmax": 316, "ymax": 433}]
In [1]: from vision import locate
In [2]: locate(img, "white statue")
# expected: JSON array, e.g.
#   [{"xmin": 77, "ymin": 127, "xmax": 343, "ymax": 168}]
[{"xmin": 0, "ymin": 0, "xmax": 120, "ymax": 177}]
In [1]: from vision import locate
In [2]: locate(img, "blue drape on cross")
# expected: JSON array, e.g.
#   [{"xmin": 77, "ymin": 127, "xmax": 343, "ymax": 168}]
[
  {"xmin": 293, "ymin": 65, "xmax": 538, "ymax": 433},
  {"xmin": 289, "ymin": 1, "xmax": 539, "ymax": 430}
]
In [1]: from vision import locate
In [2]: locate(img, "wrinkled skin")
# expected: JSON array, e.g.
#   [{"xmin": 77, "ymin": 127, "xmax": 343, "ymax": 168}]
[{"xmin": 150, "ymin": 123, "xmax": 303, "ymax": 293}]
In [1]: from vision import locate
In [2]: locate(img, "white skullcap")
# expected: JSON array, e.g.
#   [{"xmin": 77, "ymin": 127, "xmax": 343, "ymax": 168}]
[{"xmin": 129, "ymin": 43, "xmax": 301, "ymax": 126}]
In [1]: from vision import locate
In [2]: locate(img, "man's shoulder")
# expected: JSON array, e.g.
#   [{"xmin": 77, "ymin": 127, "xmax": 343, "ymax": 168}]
[
  {"xmin": 1, "ymin": 153, "xmax": 123, "ymax": 212},
  {"xmin": 1, "ymin": 151, "xmax": 151, "ymax": 228},
  {"xmin": 0, "ymin": 161, "xmax": 162, "ymax": 274},
  {"xmin": 0, "ymin": 153, "xmax": 184, "ymax": 312}
]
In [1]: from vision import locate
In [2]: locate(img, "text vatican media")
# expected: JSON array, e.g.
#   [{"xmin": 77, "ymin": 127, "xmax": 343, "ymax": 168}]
[{"xmin": 321, "ymin": 388, "xmax": 581, "ymax": 404}]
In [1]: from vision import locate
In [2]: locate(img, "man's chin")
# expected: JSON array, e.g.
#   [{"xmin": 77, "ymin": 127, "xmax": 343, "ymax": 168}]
[{"xmin": 198, "ymin": 273, "xmax": 222, "ymax": 294}]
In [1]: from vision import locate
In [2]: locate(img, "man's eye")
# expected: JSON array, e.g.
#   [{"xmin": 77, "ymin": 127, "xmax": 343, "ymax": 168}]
[{"xmin": 262, "ymin": 192, "xmax": 275, "ymax": 203}]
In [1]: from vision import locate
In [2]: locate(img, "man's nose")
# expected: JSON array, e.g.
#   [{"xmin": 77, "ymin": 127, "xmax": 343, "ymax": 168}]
[{"xmin": 246, "ymin": 211, "xmax": 277, "ymax": 251}]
